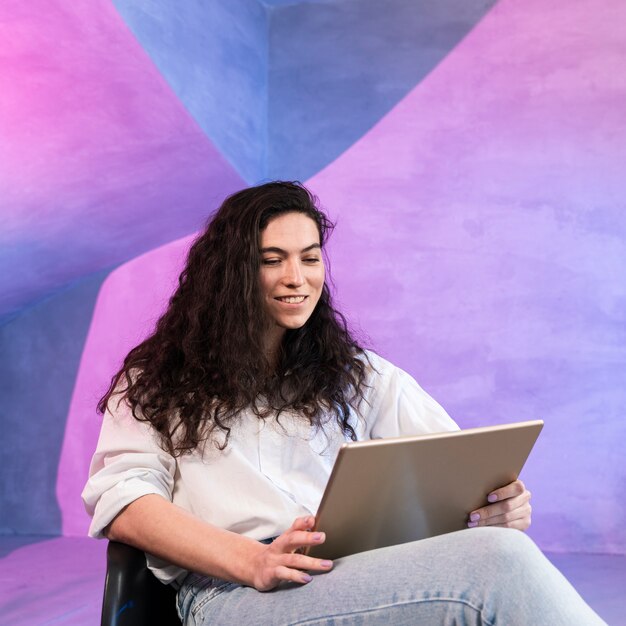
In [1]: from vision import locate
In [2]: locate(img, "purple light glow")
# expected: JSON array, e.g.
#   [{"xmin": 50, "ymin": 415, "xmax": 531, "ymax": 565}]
[
  {"xmin": 0, "ymin": 1, "xmax": 244, "ymax": 320},
  {"xmin": 55, "ymin": 0, "xmax": 626, "ymax": 554},
  {"xmin": 309, "ymin": 0, "xmax": 626, "ymax": 553},
  {"xmin": 57, "ymin": 235, "xmax": 192, "ymax": 535}
]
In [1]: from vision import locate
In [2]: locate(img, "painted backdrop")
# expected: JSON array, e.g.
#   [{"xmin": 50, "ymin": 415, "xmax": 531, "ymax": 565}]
[{"xmin": 1, "ymin": 0, "xmax": 625, "ymax": 555}]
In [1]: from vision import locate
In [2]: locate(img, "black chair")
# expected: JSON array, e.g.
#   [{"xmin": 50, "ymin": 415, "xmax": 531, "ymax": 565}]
[{"xmin": 101, "ymin": 541, "xmax": 182, "ymax": 626}]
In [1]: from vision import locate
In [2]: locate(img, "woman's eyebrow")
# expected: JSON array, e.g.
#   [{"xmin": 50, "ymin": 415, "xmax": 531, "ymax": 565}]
[{"xmin": 260, "ymin": 243, "xmax": 321, "ymax": 254}]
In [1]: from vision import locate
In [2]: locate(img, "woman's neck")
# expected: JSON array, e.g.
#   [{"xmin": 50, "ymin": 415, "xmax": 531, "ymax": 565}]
[{"xmin": 263, "ymin": 325, "xmax": 286, "ymax": 368}]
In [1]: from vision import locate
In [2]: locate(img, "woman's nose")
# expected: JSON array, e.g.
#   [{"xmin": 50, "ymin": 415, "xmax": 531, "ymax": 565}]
[{"xmin": 283, "ymin": 260, "xmax": 304, "ymax": 286}]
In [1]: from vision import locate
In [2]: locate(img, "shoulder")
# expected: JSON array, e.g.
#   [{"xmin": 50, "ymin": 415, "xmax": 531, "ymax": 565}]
[
  {"xmin": 355, "ymin": 350, "xmax": 459, "ymax": 437},
  {"xmin": 354, "ymin": 350, "xmax": 408, "ymax": 417},
  {"xmin": 359, "ymin": 350, "xmax": 410, "ymax": 390}
]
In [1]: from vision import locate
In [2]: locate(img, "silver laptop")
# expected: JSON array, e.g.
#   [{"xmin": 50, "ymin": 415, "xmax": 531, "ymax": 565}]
[{"xmin": 307, "ymin": 420, "xmax": 543, "ymax": 559}]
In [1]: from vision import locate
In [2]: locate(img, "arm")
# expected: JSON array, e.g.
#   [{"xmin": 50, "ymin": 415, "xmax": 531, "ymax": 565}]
[
  {"xmin": 467, "ymin": 479, "xmax": 532, "ymax": 530},
  {"xmin": 105, "ymin": 493, "xmax": 333, "ymax": 591},
  {"xmin": 85, "ymin": 399, "xmax": 332, "ymax": 591}
]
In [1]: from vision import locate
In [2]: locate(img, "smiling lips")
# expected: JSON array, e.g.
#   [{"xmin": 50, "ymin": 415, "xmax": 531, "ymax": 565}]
[{"xmin": 275, "ymin": 295, "xmax": 307, "ymax": 304}]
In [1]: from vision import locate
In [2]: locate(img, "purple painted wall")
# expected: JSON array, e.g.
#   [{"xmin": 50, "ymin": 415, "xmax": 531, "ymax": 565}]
[
  {"xmin": 0, "ymin": 0, "xmax": 246, "ymax": 536},
  {"xmin": 0, "ymin": 1, "xmax": 243, "ymax": 324},
  {"xmin": 57, "ymin": 0, "xmax": 626, "ymax": 554},
  {"xmin": 1, "ymin": 0, "xmax": 624, "ymax": 555},
  {"xmin": 311, "ymin": 0, "xmax": 626, "ymax": 553},
  {"xmin": 57, "ymin": 235, "xmax": 191, "ymax": 535}
]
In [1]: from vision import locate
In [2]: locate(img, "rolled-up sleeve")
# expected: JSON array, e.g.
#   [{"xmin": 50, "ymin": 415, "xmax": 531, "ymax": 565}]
[
  {"xmin": 364, "ymin": 353, "xmax": 460, "ymax": 438},
  {"xmin": 81, "ymin": 398, "xmax": 176, "ymax": 538}
]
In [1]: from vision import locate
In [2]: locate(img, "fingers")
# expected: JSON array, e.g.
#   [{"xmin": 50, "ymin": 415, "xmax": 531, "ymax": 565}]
[
  {"xmin": 254, "ymin": 552, "xmax": 333, "ymax": 591},
  {"xmin": 273, "ymin": 516, "xmax": 325, "ymax": 553},
  {"xmin": 253, "ymin": 515, "xmax": 333, "ymax": 591},
  {"xmin": 289, "ymin": 515, "xmax": 316, "ymax": 532},
  {"xmin": 281, "ymin": 530, "xmax": 326, "ymax": 554},
  {"xmin": 474, "ymin": 489, "xmax": 531, "ymax": 521},
  {"xmin": 487, "ymin": 479, "xmax": 526, "ymax": 503},
  {"xmin": 469, "ymin": 499, "xmax": 532, "ymax": 529},
  {"xmin": 279, "ymin": 551, "xmax": 334, "ymax": 576},
  {"xmin": 468, "ymin": 481, "xmax": 532, "ymax": 530},
  {"xmin": 273, "ymin": 564, "xmax": 314, "ymax": 585}
]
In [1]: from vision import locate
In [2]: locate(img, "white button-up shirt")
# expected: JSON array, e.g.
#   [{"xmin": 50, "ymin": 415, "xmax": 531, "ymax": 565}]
[{"xmin": 82, "ymin": 352, "xmax": 458, "ymax": 583}]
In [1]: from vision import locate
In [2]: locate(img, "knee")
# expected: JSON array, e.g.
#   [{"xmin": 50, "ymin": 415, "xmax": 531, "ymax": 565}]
[
  {"xmin": 471, "ymin": 526, "xmax": 535, "ymax": 550},
  {"xmin": 465, "ymin": 527, "xmax": 543, "ymax": 574}
]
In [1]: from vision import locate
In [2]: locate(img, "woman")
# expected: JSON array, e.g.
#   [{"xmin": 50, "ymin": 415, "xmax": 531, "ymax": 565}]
[{"xmin": 83, "ymin": 181, "xmax": 604, "ymax": 625}]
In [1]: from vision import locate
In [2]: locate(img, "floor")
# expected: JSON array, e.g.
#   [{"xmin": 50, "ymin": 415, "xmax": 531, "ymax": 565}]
[{"xmin": 0, "ymin": 536, "xmax": 624, "ymax": 625}]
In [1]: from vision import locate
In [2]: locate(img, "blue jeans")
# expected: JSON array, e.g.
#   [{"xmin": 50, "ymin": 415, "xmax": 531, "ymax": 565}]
[{"xmin": 177, "ymin": 528, "xmax": 605, "ymax": 625}]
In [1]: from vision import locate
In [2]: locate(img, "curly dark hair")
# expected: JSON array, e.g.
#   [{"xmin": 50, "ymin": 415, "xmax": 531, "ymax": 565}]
[{"xmin": 98, "ymin": 181, "xmax": 369, "ymax": 455}]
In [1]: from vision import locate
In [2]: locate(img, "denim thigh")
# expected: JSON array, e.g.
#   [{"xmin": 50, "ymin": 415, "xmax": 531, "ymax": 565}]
[{"xmin": 176, "ymin": 528, "xmax": 605, "ymax": 626}]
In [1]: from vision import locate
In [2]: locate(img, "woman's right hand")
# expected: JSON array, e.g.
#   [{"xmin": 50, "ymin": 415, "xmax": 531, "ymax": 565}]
[{"xmin": 249, "ymin": 515, "xmax": 333, "ymax": 591}]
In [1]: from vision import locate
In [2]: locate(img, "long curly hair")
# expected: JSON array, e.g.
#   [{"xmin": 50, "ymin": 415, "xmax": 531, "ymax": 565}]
[{"xmin": 98, "ymin": 181, "xmax": 369, "ymax": 455}]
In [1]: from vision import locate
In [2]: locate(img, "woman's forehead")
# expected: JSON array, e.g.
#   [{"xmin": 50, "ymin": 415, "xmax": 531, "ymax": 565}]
[{"xmin": 260, "ymin": 212, "xmax": 321, "ymax": 248}]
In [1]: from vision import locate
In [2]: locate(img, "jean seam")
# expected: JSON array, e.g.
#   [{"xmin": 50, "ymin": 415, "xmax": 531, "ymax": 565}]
[
  {"xmin": 191, "ymin": 581, "xmax": 238, "ymax": 617},
  {"xmin": 287, "ymin": 596, "xmax": 495, "ymax": 626}
]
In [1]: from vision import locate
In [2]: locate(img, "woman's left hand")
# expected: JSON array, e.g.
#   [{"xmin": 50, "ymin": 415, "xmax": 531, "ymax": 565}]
[{"xmin": 467, "ymin": 479, "xmax": 532, "ymax": 531}]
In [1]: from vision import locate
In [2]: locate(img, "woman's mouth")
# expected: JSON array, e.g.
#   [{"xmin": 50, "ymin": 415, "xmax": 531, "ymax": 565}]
[{"xmin": 275, "ymin": 295, "xmax": 307, "ymax": 304}]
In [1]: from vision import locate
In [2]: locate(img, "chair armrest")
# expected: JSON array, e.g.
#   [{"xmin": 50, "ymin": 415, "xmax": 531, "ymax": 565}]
[{"xmin": 101, "ymin": 541, "xmax": 181, "ymax": 626}]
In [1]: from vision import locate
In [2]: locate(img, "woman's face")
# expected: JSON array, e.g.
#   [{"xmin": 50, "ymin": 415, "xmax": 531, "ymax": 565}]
[{"xmin": 259, "ymin": 212, "xmax": 325, "ymax": 348}]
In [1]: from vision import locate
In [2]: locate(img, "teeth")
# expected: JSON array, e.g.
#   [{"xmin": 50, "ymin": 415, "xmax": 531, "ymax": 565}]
[{"xmin": 278, "ymin": 296, "xmax": 306, "ymax": 304}]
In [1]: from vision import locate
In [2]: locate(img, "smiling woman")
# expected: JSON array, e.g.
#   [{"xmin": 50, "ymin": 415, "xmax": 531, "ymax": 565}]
[
  {"xmin": 82, "ymin": 181, "xmax": 605, "ymax": 625},
  {"xmin": 91, "ymin": 181, "xmax": 369, "ymax": 455},
  {"xmin": 259, "ymin": 212, "xmax": 326, "ymax": 353}
]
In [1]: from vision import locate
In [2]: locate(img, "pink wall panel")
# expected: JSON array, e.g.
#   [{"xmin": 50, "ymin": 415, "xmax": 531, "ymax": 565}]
[
  {"xmin": 308, "ymin": 0, "xmax": 626, "ymax": 553},
  {"xmin": 53, "ymin": 0, "xmax": 626, "ymax": 554},
  {"xmin": 57, "ymin": 235, "xmax": 193, "ymax": 535}
]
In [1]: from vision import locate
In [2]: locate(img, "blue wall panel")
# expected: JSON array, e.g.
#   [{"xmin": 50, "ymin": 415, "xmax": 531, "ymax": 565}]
[
  {"xmin": 111, "ymin": 0, "xmax": 269, "ymax": 183},
  {"xmin": 0, "ymin": 271, "xmax": 107, "ymax": 535},
  {"xmin": 267, "ymin": 0, "xmax": 497, "ymax": 180}
]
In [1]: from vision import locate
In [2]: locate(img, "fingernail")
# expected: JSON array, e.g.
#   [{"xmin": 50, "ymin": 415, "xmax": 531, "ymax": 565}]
[
  {"xmin": 470, "ymin": 512, "xmax": 480, "ymax": 522},
  {"xmin": 313, "ymin": 532, "xmax": 323, "ymax": 541},
  {"xmin": 467, "ymin": 521, "xmax": 478, "ymax": 528},
  {"xmin": 321, "ymin": 560, "xmax": 333, "ymax": 568},
  {"xmin": 488, "ymin": 493, "xmax": 498, "ymax": 503},
  {"xmin": 302, "ymin": 574, "xmax": 313, "ymax": 583}
]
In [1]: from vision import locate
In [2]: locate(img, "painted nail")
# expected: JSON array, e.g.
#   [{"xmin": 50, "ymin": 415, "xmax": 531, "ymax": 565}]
[
  {"xmin": 467, "ymin": 521, "xmax": 478, "ymax": 528},
  {"xmin": 488, "ymin": 493, "xmax": 498, "ymax": 503},
  {"xmin": 302, "ymin": 574, "xmax": 313, "ymax": 583},
  {"xmin": 321, "ymin": 560, "xmax": 333, "ymax": 568},
  {"xmin": 470, "ymin": 512, "xmax": 480, "ymax": 522},
  {"xmin": 313, "ymin": 532, "xmax": 323, "ymax": 541}
]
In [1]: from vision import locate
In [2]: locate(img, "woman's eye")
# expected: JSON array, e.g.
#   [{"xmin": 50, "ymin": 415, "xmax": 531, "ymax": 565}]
[
  {"xmin": 262, "ymin": 258, "xmax": 281, "ymax": 266},
  {"xmin": 303, "ymin": 257, "xmax": 320, "ymax": 264}
]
